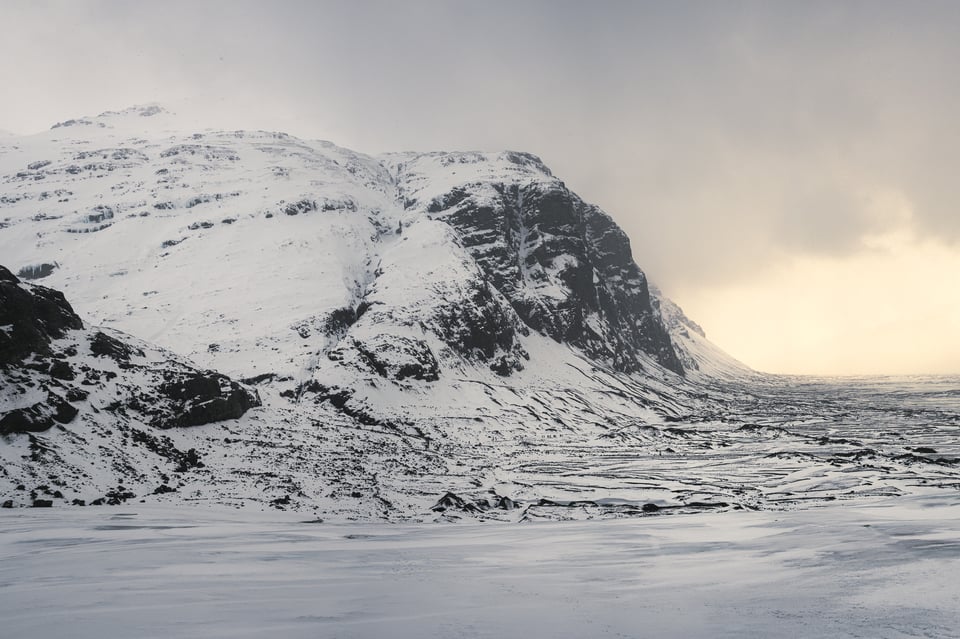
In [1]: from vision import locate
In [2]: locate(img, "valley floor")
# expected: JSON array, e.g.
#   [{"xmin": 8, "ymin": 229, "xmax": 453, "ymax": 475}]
[{"xmin": 2, "ymin": 493, "xmax": 958, "ymax": 638}]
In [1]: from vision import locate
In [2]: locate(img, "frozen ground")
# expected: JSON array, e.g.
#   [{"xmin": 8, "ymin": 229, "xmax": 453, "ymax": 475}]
[{"xmin": 1, "ymin": 494, "xmax": 958, "ymax": 639}]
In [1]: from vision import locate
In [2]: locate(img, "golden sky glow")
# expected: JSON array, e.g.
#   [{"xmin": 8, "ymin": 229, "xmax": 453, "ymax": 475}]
[{"xmin": 676, "ymin": 235, "xmax": 960, "ymax": 375}]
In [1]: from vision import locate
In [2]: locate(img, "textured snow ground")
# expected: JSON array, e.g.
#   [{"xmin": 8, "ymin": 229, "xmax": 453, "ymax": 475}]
[{"xmin": 2, "ymin": 494, "xmax": 958, "ymax": 639}]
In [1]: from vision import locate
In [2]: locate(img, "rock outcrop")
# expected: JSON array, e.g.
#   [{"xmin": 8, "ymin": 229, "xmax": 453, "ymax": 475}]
[
  {"xmin": 390, "ymin": 152, "xmax": 684, "ymax": 375},
  {"xmin": 0, "ymin": 265, "xmax": 260, "ymax": 437},
  {"xmin": 0, "ymin": 265, "xmax": 83, "ymax": 365}
]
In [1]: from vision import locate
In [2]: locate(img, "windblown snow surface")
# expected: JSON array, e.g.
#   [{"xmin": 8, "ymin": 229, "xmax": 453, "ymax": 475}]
[
  {"xmin": 2, "ymin": 494, "xmax": 959, "ymax": 638},
  {"xmin": 2, "ymin": 105, "xmax": 959, "ymax": 637}
]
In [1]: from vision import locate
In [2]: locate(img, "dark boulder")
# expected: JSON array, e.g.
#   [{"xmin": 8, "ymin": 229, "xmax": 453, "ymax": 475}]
[
  {"xmin": 0, "ymin": 392, "xmax": 78, "ymax": 435},
  {"xmin": 431, "ymin": 492, "xmax": 468, "ymax": 512},
  {"xmin": 156, "ymin": 371, "xmax": 260, "ymax": 428},
  {"xmin": 104, "ymin": 487, "xmax": 136, "ymax": 505},
  {"xmin": 90, "ymin": 331, "xmax": 143, "ymax": 361},
  {"xmin": 48, "ymin": 359, "xmax": 75, "ymax": 380},
  {"xmin": 430, "ymin": 492, "xmax": 485, "ymax": 514}
]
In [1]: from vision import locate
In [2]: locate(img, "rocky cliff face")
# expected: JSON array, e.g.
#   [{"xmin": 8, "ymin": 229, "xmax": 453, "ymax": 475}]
[{"xmin": 387, "ymin": 151, "xmax": 683, "ymax": 375}]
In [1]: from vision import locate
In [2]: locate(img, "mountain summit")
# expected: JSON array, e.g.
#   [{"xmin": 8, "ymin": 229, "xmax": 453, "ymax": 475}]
[{"xmin": 0, "ymin": 106, "xmax": 748, "ymax": 518}]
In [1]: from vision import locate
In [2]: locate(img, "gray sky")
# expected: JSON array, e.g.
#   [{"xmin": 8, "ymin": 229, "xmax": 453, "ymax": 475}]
[{"xmin": 3, "ymin": 0, "xmax": 959, "ymax": 374}]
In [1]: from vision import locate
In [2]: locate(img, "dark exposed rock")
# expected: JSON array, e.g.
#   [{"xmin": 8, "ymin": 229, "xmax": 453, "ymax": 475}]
[
  {"xmin": 174, "ymin": 449, "xmax": 205, "ymax": 473},
  {"xmin": 90, "ymin": 331, "xmax": 143, "ymax": 361},
  {"xmin": 240, "ymin": 372, "xmax": 278, "ymax": 385},
  {"xmin": 65, "ymin": 387, "xmax": 89, "ymax": 402},
  {"xmin": 87, "ymin": 205, "xmax": 115, "ymax": 224},
  {"xmin": 302, "ymin": 382, "xmax": 403, "ymax": 428},
  {"xmin": 155, "ymin": 371, "xmax": 259, "ymax": 428},
  {"xmin": 431, "ymin": 492, "xmax": 464, "ymax": 511},
  {"xmin": 1, "ymin": 268, "xmax": 259, "ymax": 456},
  {"xmin": 430, "ymin": 279, "xmax": 528, "ymax": 375},
  {"xmin": 353, "ymin": 335, "xmax": 440, "ymax": 382},
  {"xmin": 129, "ymin": 428, "xmax": 205, "ymax": 472},
  {"xmin": 104, "ymin": 487, "xmax": 136, "ymax": 505},
  {"xmin": 31, "ymin": 499, "xmax": 53, "ymax": 507},
  {"xmin": 0, "ymin": 265, "xmax": 83, "ymax": 365},
  {"xmin": 1, "ymin": 500, "xmax": 13, "ymax": 508},
  {"xmin": 324, "ymin": 306, "xmax": 357, "ymax": 335},
  {"xmin": 431, "ymin": 492, "xmax": 477, "ymax": 513},
  {"xmin": 685, "ymin": 501, "xmax": 730, "ymax": 509},
  {"xmin": 893, "ymin": 452, "xmax": 959, "ymax": 467},
  {"xmin": 0, "ymin": 392, "xmax": 78, "ymax": 435},
  {"xmin": 417, "ymin": 177, "xmax": 683, "ymax": 375},
  {"xmin": 291, "ymin": 306, "xmax": 358, "ymax": 340},
  {"xmin": 283, "ymin": 199, "xmax": 317, "ymax": 216},
  {"xmin": 48, "ymin": 359, "xmax": 75, "ymax": 380},
  {"xmin": 17, "ymin": 262, "xmax": 59, "ymax": 280}
]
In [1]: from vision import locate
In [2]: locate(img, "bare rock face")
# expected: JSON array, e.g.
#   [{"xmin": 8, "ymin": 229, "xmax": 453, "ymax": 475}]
[
  {"xmin": 396, "ymin": 153, "xmax": 684, "ymax": 375},
  {"xmin": 0, "ymin": 266, "xmax": 83, "ymax": 365}
]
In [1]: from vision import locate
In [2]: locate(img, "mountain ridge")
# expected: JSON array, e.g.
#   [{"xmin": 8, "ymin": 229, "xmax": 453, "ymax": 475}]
[{"xmin": 0, "ymin": 105, "xmax": 766, "ymax": 518}]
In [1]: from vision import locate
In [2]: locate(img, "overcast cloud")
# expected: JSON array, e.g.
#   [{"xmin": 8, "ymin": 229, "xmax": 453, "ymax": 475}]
[{"xmin": 2, "ymin": 0, "xmax": 959, "ymax": 373}]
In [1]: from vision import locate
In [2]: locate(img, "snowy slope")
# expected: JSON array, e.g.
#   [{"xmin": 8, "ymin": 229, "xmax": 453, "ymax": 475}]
[{"xmin": 2, "ymin": 105, "xmax": 958, "ymax": 519}]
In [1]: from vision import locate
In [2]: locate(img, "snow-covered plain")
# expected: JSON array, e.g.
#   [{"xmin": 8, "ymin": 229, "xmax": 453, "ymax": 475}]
[{"xmin": 2, "ymin": 493, "xmax": 958, "ymax": 638}]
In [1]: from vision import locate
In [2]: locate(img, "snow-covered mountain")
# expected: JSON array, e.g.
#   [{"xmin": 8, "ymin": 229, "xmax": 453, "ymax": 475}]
[{"xmin": 3, "ymin": 105, "xmax": 955, "ymax": 520}]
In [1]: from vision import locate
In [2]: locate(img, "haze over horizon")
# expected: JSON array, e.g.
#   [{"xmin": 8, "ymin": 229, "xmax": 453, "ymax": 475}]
[{"xmin": 3, "ymin": 0, "xmax": 959, "ymax": 376}]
